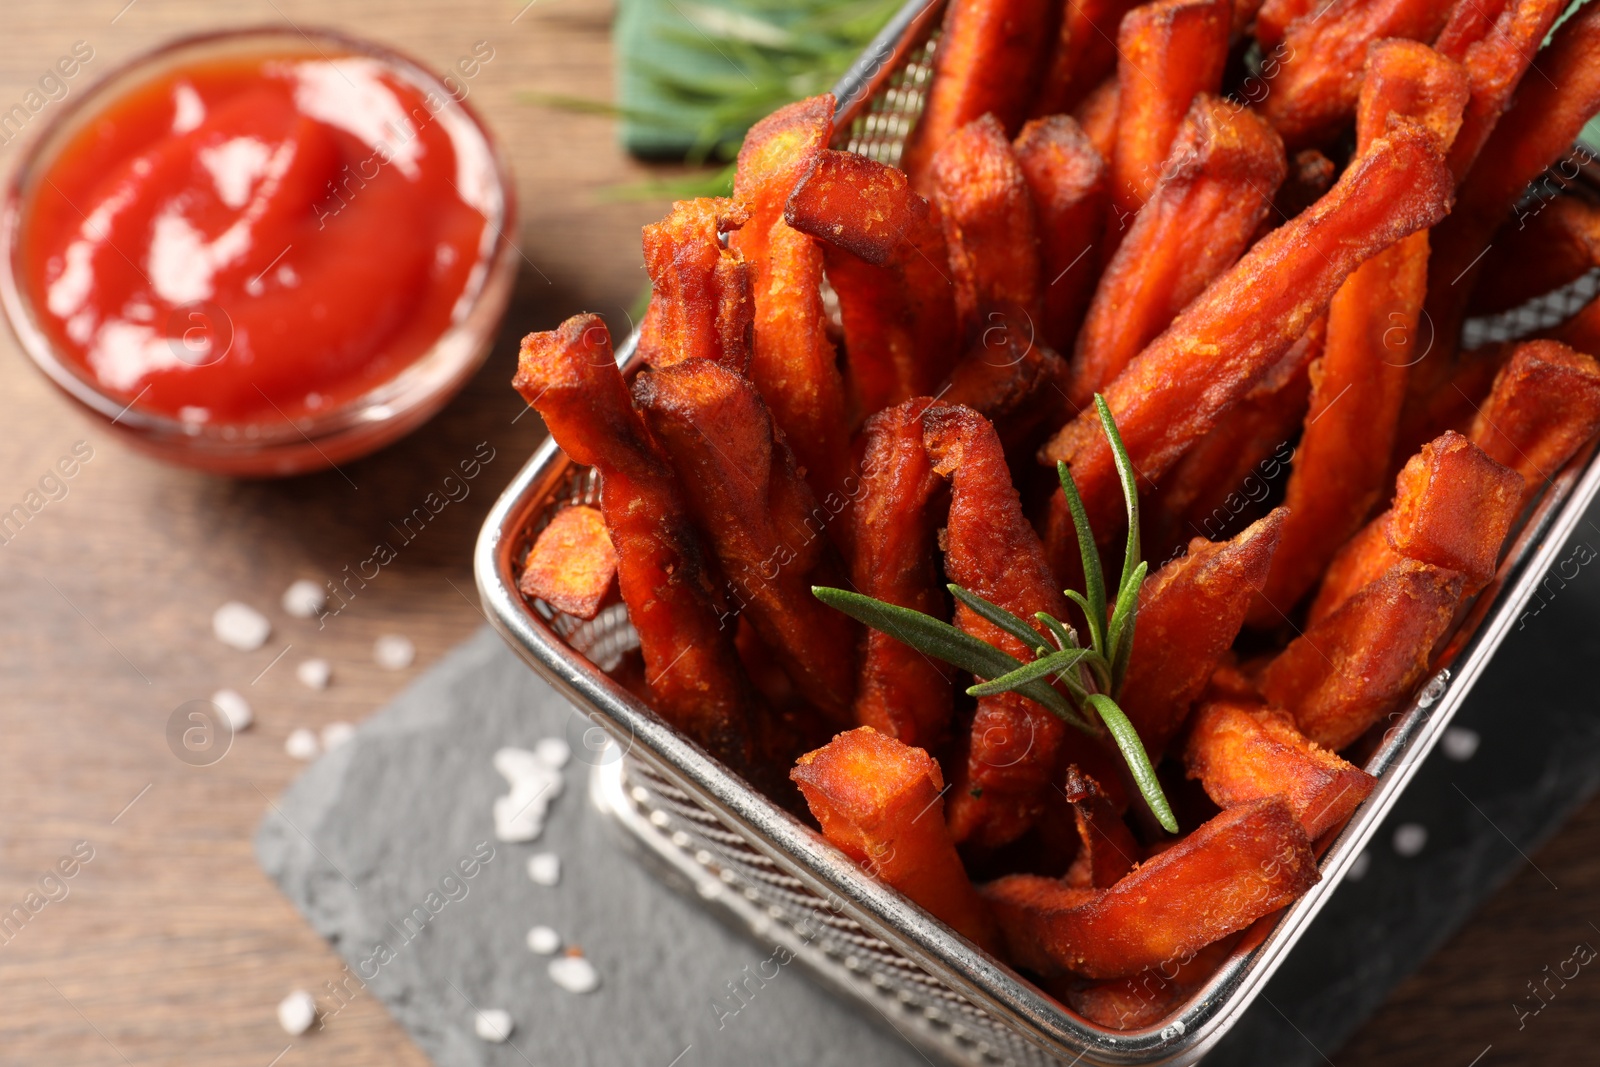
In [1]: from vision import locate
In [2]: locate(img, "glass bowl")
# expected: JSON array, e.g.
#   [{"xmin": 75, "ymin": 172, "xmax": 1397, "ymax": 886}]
[{"xmin": 0, "ymin": 26, "xmax": 518, "ymax": 476}]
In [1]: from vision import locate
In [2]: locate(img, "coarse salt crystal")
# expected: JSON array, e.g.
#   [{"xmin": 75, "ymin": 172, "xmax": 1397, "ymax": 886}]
[
  {"xmin": 491, "ymin": 746, "xmax": 566, "ymax": 843},
  {"xmin": 527, "ymin": 925, "xmax": 561, "ymax": 955},
  {"xmin": 373, "ymin": 634, "xmax": 415, "ymax": 670},
  {"xmin": 213, "ymin": 601, "xmax": 271, "ymax": 651},
  {"xmin": 285, "ymin": 728, "xmax": 320, "ymax": 761},
  {"xmin": 211, "ymin": 688, "xmax": 253, "ymax": 730},
  {"xmin": 527, "ymin": 853, "xmax": 561, "ymax": 886},
  {"xmin": 1441, "ymin": 726, "xmax": 1480, "ymax": 761},
  {"xmin": 473, "ymin": 1008, "xmax": 514, "ymax": 1043},
  {"xmin": 548, "ymin": 952, "xmax": 600, "ymax": 994},
  {"xmin": 282, "ymin": 579, "xmax": 327, "ymax": 618},
  {"xmin": 296, "ymin": 658, "xmax": 332, "ymax": 690},
  {"xmin": 535, "ymin": 737, "xmax": 572, "ymax": 769},
  {"xmin": 321, "ymin": 721, "xmax": 355, "ymax": 750},
  {"xmin": 277, "ymin": 990, "xmax": 317, "ymax": 1035}
]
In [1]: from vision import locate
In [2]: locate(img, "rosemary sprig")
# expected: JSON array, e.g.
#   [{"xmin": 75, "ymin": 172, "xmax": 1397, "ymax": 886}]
[{"xmin": 813, "ymin": 396, "xmax": 1178, "ymax": 833}]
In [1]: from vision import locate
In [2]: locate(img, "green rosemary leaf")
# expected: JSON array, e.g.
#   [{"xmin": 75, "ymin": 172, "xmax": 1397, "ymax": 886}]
[
  {"xmin": 1086, "ymin": 693, "xmax": 1177, "ymax": 833},
  {"xmin": 812, "ymin": 587, "xmax": 1091, "ymax": 730},
  {"xmin": 1035, "ymin": 612, "xmax": 1078, "ymax": 652},
  {"xmin": 1056, "ymin": 461, "xmax": 1107, "ymax": 653},
  {"xmin": 966, "ymin": 647, "xmax": 1090, "ymax": 696},
  {"xmin": 1093, "ymin": 394, "xmax": 1143, "ymax": 603},
  {"xmin": 948, "ymin": 585, "xmax": 1047, "ymax": 655},
  {"xmin": 1107, "ymin": 564, "xmax": 1145, "ymax": 697}
]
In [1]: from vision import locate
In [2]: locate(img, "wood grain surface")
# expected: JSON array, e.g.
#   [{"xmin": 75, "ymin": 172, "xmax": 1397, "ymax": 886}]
[{"xmin": 0, "ymin": 2, "xmax": 1595, "ymax": 1066}]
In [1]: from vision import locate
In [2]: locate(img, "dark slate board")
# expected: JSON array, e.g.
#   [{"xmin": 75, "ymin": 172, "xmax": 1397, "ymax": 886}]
[{"xmin": 257, "ymin": 505, "xmax": 1600, "ymax": 1067}]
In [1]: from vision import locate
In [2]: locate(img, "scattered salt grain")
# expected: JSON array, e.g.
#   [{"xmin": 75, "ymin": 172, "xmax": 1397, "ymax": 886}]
[
  {"xmin": 535, "ymin": 737, "xmax": 572, "ymax": 769},
  {"xmin": 491, "ymin": 745, "xmax": 567, "ymax": 843},
  {"xmin": 1441, "ymin": 726, "xmax": 1480, "ymax": 762},
  {"xmin": 321, "ymin": 722, "xmax": 355, "ymax": 750},
  {"xmin": 296, "ymin": 658, "xmax": 332, "ymax": 690},
  {"xmin": 373, "ymin": 634, "xmax": 415, "ymax": 670},
  {"xmin": 549, "ymin": 951, "xmax": 601, "ymax": 994},
  {"xmin": 1345, "ymin": 851, "xmax": 1372, "ymax": 882},
  {"xmin": 285, "ymin": 728, "xmax": 320, "ymax": 761},
  {"xmin": 282, "ymin": 579, "xmax": 327, "ymax": 619},
  {"xmin": 211, "ymin": 688, "xmax": 253, "ymax": 731},
  {"xmin": 213, "ymin": 601, "xmax": 271, "ymax": 651},
  {"xmin": 474, "ymin": 1008, "xmax": 514, "ymax": 1043},
  {"xmin": 527, "ymin": 853, "xmax": 561, "ymax": 886},
  {"xmin": 1392, "ymin": 823, "xmax": 1428, "ymax": 857},
  {"xmin": 527, "ymin": 925, "xmax": 561, "ymax": 955},
  {"xmin": 277, "ymin": 990, "xmax": 317, "ymax": 1035}
]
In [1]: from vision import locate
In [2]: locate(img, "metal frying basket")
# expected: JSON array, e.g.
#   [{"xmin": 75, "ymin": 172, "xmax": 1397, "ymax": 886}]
[{"xmin": 476, "ymin": 4, "xmax": 1600, "ymax": 1061}]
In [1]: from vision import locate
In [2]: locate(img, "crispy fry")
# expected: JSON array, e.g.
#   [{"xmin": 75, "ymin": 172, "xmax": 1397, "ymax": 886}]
[
  {"xmin": 851, "ymin": 401, "xmax": 955, "ymax": 747},
  {"xmin": 1470, "ymin": 340, "xmax": 1600, "ymax": 506},
  {"xmin": 1064, "ymin": 938, "xmax": 1237, "ymax": 1030},
  {"xmin": 940, "ymin": 329, "xmax": 1073, "ymax": 463},
  {"xmin": 983, "ymin": 799, "xmax": 1319, "ymax": 978},
  {"xmin": 1073, "ymin": 75, "xmax": 1121, "ymax": 163},
  {"xmin": 785, "ymin": 149, "xmax": 962, "ymax": 416},
  {"xmin": 900, "ymin": 0, "xmax": 1059, "ymax": 189},
  {"xmin": 1109, "ymin": 0, "xmax": 1231, "ymax": 221},
  {"xmin": 1015, "ymin": 115, "xmax": 1109, "ymax": 353},
  {"xmin": 1272, "ymin": 148, "xmax": 1337, "ymax": 225},
  {"xmin": 1249, "ymin": 42, "xmax": 1468, "ymax": 626},
  {"xmin": 1306, "ymin": 511, "xmax": 1398, "ymax": 625},
  {"xmin": 792, "ymin": 727, "xmax": 1002, "ymax": 950},
  {"xmin": 1387, "ymin": 430, "xmax": 1523, "ymax": 585},
  {"xmin": 513, "ymin": 315, "xmax": 757, "ymax": 763},
  {"xmin": 1262, "ymin": 558, "xmax": 1463, "ymax": 749},
  {"xmin": 638, "ymin": 198, "xmax": 753, "ymax": 370},
  {"xmin": 1120, "ymin": 509, "xmax": 1287, "ymax": 757},
  {"xmin": 634, "ymin": 359, "xmax": 859, "ymax": 722},
  {"xmin": 1146, "ymin": 319, "xmax": 1319, "ymax": 560},
  {"xmin": 1034, "ymin": 0, "xmax": 1142, "ymax": 117},
  {"xmin": 1421, "ymin": 0, "xmax": 1600, "ymax": 384},
  {"xmin": 730, "ymin": 96, "xmax": 851, "ymax": 503},
  {"xmin": 1042, "ymin": 124, "xmax": 1454, "ymax": 544},
  {"xmin": 1072, "ymin": 95, "xmax": 1286, "ymax": 408},
  {"xmin": 1260, "ymin": 0, "xmax": 1454, "ymax": 150},
  {"xmin": 931, "ymin": 114, "xmax": 1044, "ymax": 333},
  {"xmin": 924, "ymin": 404, "xmax": 1078, "ymax": 847},
  {"xmin": 1062, "ymin": 767, "xmax": 1140, "ymax": 889},
  {"xmin": 1253, "ymin": 0, "xmax": 1311, "ymax": 47},
  {"xmin": 1470, "ymin": 197, "xmax": 1600, "ymax": 315},
  {"xmin": 1185, "ymin": 700, "xmax": 1376, "ymax": 839},
  {"xmin": 1434, "ymin": 0, "xmax": 1568, "ymax": 180},
  {"xmin": 518, "ymin": 505, "xmax": 618, "ymax": 619}
]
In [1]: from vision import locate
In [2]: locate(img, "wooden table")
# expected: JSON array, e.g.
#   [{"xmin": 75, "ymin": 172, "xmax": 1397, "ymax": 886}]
[{"xmin": 0, "ymin": 3, "xmax": 1595, "ymax": 1065}]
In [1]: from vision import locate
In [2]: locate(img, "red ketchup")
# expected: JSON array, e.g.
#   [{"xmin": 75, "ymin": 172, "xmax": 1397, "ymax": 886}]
[{"xmin": 20, "ymin": 52, "xmax": 499, "ymax": 425}]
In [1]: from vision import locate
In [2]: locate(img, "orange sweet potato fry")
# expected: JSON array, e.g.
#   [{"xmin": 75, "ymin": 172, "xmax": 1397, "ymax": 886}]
[
  {"xmin": 1248, "ymin": 42, "xmax": 1468, "ymax": 626},
  {"xmin": 638, "ymin": 198, "xmax": 753, "ymax": 370},
  {"xmin": 1553, "ymin": 296, "xmax": 1600, "ymax": 360},
  {"xmin": 1260, "ymin": 0, "xmax": 1454, "ymax": 150},
  {"xmin": 1422, "ymin": 1, "xmax": 1600, "ymax": 379},
  {"xmin": 1307, "ymin": 511, "xmax": 1400, "ymax": 625},
  {"xmin": 730, "ymin": 96, "xmax": 851, "ymax": 503},
  {"xmin": 1253, "ymin": 0, "xmax": 1311, "ymax": 46},
  {"xmin": 850, "ymin": 401, "xmax": 955, "ymax": 748},
  {"xmin": 1042, "ymin": 124, "xmax": 1454, "ymax": 543},
  {"xmin": 931, "ymin": 114, "xmax": 1045, "ymax": 334},
  {"xmin": 1014, "ymin": 115, "xmax": 1109, "ymax": 354},
  {"xmin": 792, "ymin": 727, "xmax": 1002, "ymax": 951},
  {"xmin": 1073, "ymin": 75, "xmax": 1121, "ymax": 164},
  {"xmin": 785, "ymin": 149, "xmax": 962, "ymax": 417},
  {"xmin": 900, "ymin": 0, "xmax": 1059, "ymax": 190},
  {"xmin": 923, "ymin": 405, "xmax": 1079, "ymax": 848},
  {"xmin": 634, "ymin": 359, "xmax": 859, "ymax": 722},
  {"xmin": 1261, "ymin": 558, "xmax": 1464, "ymax": 749},
  {"xmin": 1061, "ymin": 767, "xmax": 1140, "ymax": 889},
  {"xmin": 1391, "ymin": 339, "xmax": 1514, "ymax": 470},
  {"xmin": 939, "ymin": 328, "xmax": 1074, "ymax": 464},
  {"xmin": 1387, "ymin": 430, "xmax": 1523, "ymax": 586},
  {"xmin": 1071, "ymin": 94, "xmax": 1286, "ymax": 408},
  {"xmin": 1185, "ymin": 700, "xmax": 1376, "ymax": 839},
  {"xmin": 1033, "ymin": 0, "xmax": 1142, "ymax": 117},
  {"xmin": 1470, "ymin": 197, "xmax": 1600, "ymax": 315},
  {"xmin": 1109, "ymin": 0, "xmax": 1231, "ymax": 222},
  {"xmin": 513, "ymin": 315, "xmax": 757, "ymax": 764},
  {"xmin": 1064, "ymin": 938, "xmax": 1237, "ymax": 1030},
  {"xmin": 518, "ymin": 505, "xmax": 618, "ymax": 619},
  {"xmin": 1469, "ymin": 340, "xmax": 1600, "ymax": 507},
  {"xmin": 1434, "ymin": 0, "xmax": 1568, "ymax": 181},
  {"xmin": 983, "ymin": 798, "xmax": 1319, "ymax": 978},
  {"xmin": 1120, "ymin": 509, "xmax": 1287, "ymax": 756}
]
